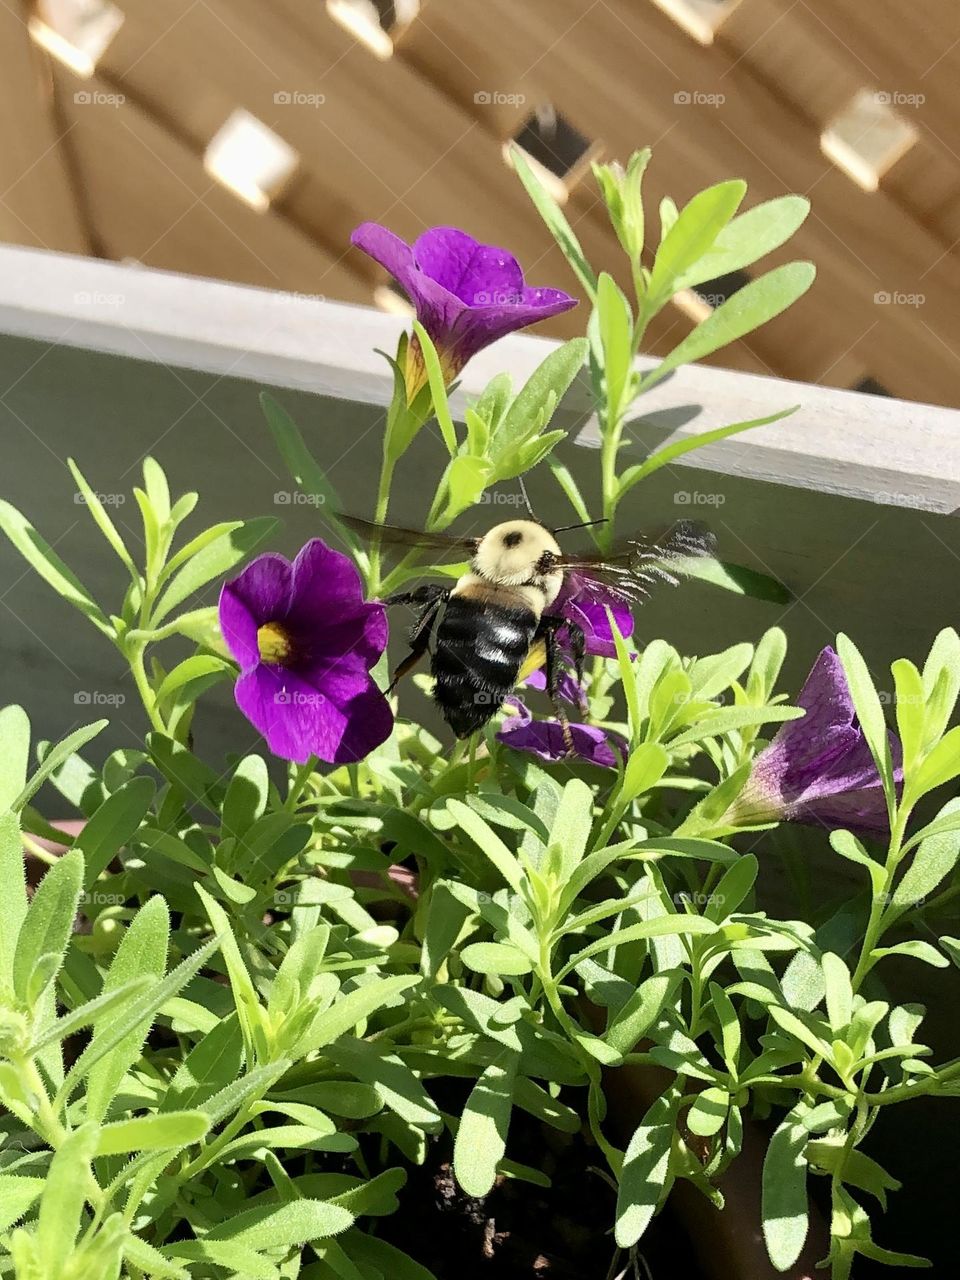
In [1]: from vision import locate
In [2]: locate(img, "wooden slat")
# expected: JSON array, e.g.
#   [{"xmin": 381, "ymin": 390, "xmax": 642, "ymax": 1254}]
[
  {"xmin": 718, "ymin": 0, "xmax": 960, "ymax": 247},
  {"xmin": 403, "ymin": 0, "xmax": 960, "ymax": 405},
  {"xmin": 0, "ymin": 8, "xmax": 88, "ymax": 253},
  {"xmin": 50, "ymin": 62, "xmax": 366, "ymax": 298}
]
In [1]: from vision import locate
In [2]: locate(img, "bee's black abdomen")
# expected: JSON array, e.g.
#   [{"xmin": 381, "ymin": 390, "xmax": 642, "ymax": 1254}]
[{"xmin": 432, "ymin": 597, "xmax": 536, "ymax": 737}]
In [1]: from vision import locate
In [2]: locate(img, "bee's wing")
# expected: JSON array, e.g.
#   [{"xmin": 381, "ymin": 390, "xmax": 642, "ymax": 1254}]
[
  {"xmin": 558, "ymin": 520, "xmax": 717, "ymax": 603},
  {"xmin": 337, "ymin": 514, "xmax": 480, "ymax": 556}
]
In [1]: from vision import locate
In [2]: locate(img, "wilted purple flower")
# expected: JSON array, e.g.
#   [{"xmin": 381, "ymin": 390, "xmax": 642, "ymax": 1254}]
[
  {"xmin": 727, "ymin": 647, "xmax": 901, "ymax": 834},
  {"xmin": 549, "ymin": 572, "xmax": 635, "ymax": 659},
  {"xmin": 524, "ymin": 664, "xmax": 588, "ymax": 711},
  {"xmin": 350, "ymin": 223, "xmax": 577, "ymax": 394},
  {"xmin": 219, "ymin": 539, "xmax": 393, "ymax": 765},
  {"xmin": 496, "ymin": 697, "xmax": 626, "ymax": 769}
]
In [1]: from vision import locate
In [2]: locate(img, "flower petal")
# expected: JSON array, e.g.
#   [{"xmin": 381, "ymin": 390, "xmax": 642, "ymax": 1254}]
[
  {"xmin": 219, "ymin": 553, "xmax": 293, "ymax": 667},
  {"xmin": 414, "ymin": 227, "xmax": 524, "ymax": 304},
  {"xmin": 498, "ymin": 713, "xmax": 624, "ymax": 768},
  {"xmin": 351, "ymin": 221, "xmax": 465, "ymax": 345},
  {"xmin": 446, "ymin": 290, "xmax": 578, "ymax": 368},
  {"xmin": 234, "ymin": 664, "xmax": 392, "ymax": 765},
  {"xmin": 285, "ymin": 539, "xmax": 389, "ymax": 669},
  {"xmin": 550, "ymin": 572, "xmax": 635, "ymax": 659}
]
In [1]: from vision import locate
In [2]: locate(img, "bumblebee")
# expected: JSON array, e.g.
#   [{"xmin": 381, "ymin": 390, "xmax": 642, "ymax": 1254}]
[{"xmin": 341, "ymin": 512, "xmax": 714, "ymax": 741}]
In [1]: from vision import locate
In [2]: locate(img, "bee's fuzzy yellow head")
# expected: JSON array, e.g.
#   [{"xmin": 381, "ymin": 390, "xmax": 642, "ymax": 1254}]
[{"xmin": 473, "ymin": 520, "xmax": 563, "ymax": 601}]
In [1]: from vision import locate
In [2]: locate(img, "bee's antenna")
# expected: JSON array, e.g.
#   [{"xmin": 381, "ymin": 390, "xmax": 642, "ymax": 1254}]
[
  {"xmin": 552, "ymin": 517, "xmax": 609, "ymax": 535},
  {"xmin": 517, "ymin": 475, "xmax": 537, "ymax": 521}
]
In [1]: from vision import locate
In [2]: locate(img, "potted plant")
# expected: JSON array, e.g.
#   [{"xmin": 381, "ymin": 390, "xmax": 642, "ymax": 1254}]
[{"xmin": 0, "ymin": 148, "xmax": 956, "ymax": 1280}]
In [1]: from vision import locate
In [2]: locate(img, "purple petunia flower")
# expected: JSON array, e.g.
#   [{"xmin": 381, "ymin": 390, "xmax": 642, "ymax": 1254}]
[
  {"xmin": 727, "ymin": 647, "xmax": 902, "ymax": 835},
  {"xmin": 350, "ymin": 223, "xmax": 577, "ymax": 394},
  {"xmin": 219, "ymin": 539, "xmax": 393, "ymax": 765},
  {"xmin": 549, "ymin": 572, "xmax": 635, "ymax": 659},
  {"xmin": 496, "ymin": 697, "xmax": 626, "ymax": 769}
]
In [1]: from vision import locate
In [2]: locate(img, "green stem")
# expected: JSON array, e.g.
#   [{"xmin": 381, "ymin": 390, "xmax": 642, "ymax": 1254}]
[
  {"xmin": 851, "ymin": 805, "xmax": 911, "ymax": 991},
  {"xmin": 285, "ymin": 757, "xmax": 318, "ymax": 811},
  {"xmin": 126, "ymin": 642, "xmax": 167, "ymax": 734}
]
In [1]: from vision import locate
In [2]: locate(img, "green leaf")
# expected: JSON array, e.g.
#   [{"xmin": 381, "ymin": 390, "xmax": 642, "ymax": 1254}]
[
  {"xmin": 142, "ymin": 457, "xmax": 171, "ymax": 523},
  {"xmin": 557, "ymin": 915, "xmax": 717, "ymax": 981},
  {"xmin": 672, "ymin": 195, "xmax": 810, "ymax": 293},
  {"xmin": 681, "ymin": 555, "xmax": 791, "ymax": 604},
  {"xmin": 871, "ymin": 940, "xmax": 948, "ymax": 968},
  {"xmin": 687, "ymin": 1086, "xmax": 729, "ymax": 1137},
  {"xmin": 0, "ymin": 500, "xmax": 113, "ymax": 636},
  {"xmin": 30, "ymin": 976, "xmax": 152, "ymax": 1053},
  {"xmin": 155, "ymin": 655, "xmax": 233, "ymax": 709},
  {"xmin": 325, "ymin": 1038, "xmax": 441, "ymax": 1130},
  {"xmin": 76, "ymin": 775, "xmax": 155, "ymax": 888},
  {"xmin": 836, "ymin": 633, "xmax": 895, "ymax": 802},
  {"xmin": 261, "ymin": 392, "xmax": 345, "ymax": 518},
  {"xmin": 893, "ymin": 797, "xmax": 960, "ymax": 907},
  {"xmin": 460, "ymin": 941, "xmax": 533, "ymax": 976},
  {"xmin": 606, "ymin": 972, "xmax": 682, "ymax": 1055},
  {"xmin": 96, "ymin": 1110, "xmax": 210, "ymax": 1155},
  {"xmin": 642, "ymin": 263, "xmax": 816, "ymax": 390},
  {"xmin": 454, "ymin": 1051, "xmax": 518, "ymax": 1197},
  {"xmin": 59, "ymin": 935, "xmax": 218, "ymax": 1105},
  {"xmin": 151, "ymin": 517, "xmax": 278, "ymax": 624},
  {"xmin": 299, "ymin": 975, "xmax": 421, "ymax": 1056},
  {"xmin": 509, "ymin": 144, "xmax": 598, "ymax": 299},
  {"xmin": 908, "ymin": 725, "xmax": 960, "ymax": 801},
  {"xmin": 412, "ymin": 321, "xmax": 458, "ymax": 455},
  {"xmin": 85, "ymin": 895, "xmax": 170, "ymax": 1122},
  {"xmin": 0, "ymin": 810, "xmax": 28, "ymax": 982},
  {"xmin": 706, "ymin": 853, "xmax": 758, "ymax": 922},
  {"xmin": 447, "ymin": 799, "xmax": 525, "ymax": 893},
  {"xmin": 619, "ymin": 742, "xmax": 669, "ymax": 807},
  {"xmin": 649, "ymin": 179, "xmax": 746, "ymax": 305},
  {"xmin": 67, "ymin": 458, "xmax": 137, "ymax": 578},
  {"xmin": 204, "ymin": 1198, "xmax": 354, "ymax": 1247},
  {"xmin": 35, "ymin": 1124, "xmax": 98, "ymax": 1269},
  {"xmin": 14, "ymin": 720, "xmax": 108, "ymax": 812},
  {"xmin": 619, "ymin": 407, "xmax": 798, "ymax": 493},
  {"xmin": 822, "ymin": 952, "xmax": 854, "ymax": 1031},
  {"xmin": 0, "ymin": 1176, "xmax": 45, "ymax": 1233},
  {"xmin": 615, "ymin": 1088, "xmax": 678, "ymax": 1247},
  {"xmin": 445, "ymin": 455, "xmax": 493, "ymax": 518},
  {"xmin": 0, "ymin": 707, "xmax": 30, "ymax": 811},
  {"xmin": 496, "ymin": 339, "xmax": 587, "ymax": 452},
  {"xmin": 596, "ymin": 272, "xmax": 634, "ymax": 417},
  {"xmin": 761, "ymin": 1107, "xmax": 809, "ymax": 1270},
  {"xmin": 13, "ymin": 849, "xmax": 83, "ymax": 1005},
  {"xmin": 195, "ymin": 881, "xmax": 267, "ymax": 1061},
  {"xmin": 344, "ymin": 1233, "xmax": 441, "ymax": 1280},
  {"xmin": 892, "ymin": 658, "xmax": 925, "ymax": 775}
]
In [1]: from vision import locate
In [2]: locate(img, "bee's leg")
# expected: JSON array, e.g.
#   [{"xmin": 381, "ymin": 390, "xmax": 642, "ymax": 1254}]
[
  {"xmin": 565, "ymin": 621, "xmax": 586, "ymax": 690},
  {"xmin": 385, "ymin": 588, "xmax": 449, "ymax": 693},
  {"xmin": 539, "ymin": 615, "xmax": 575, "ymax": 756},
  {"xmin": 382, "ymin": 585, "xmax": 449, "ymax": 608}
]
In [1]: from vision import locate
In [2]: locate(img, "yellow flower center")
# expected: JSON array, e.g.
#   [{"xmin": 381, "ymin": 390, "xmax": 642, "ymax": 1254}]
[{"xmin": 257, "ymin": 621, "xmax": 292, "ymax": 664}]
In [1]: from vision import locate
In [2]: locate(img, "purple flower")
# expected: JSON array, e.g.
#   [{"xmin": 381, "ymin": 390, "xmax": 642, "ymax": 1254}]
[
  {"xmin": 219, "ymin": 539, "xmax": 393, "ymax": 765},
  {"xmin": 350, "ymin": 223, "xmax": 577, "ymax": 394},
  {"xmin": 727, "ymin": 647, "xmax": 901, "ymax": 834},
  {"xmin": 524, "ymin": 665, "xmax": 588, "ymax": 711},
  {"xmin": 550, "ymin": 572, "xmax": 635, "ymax": 659},
  {"xmin": 496, "ymin": 697, "xmax": 626, "ymax": 769}
]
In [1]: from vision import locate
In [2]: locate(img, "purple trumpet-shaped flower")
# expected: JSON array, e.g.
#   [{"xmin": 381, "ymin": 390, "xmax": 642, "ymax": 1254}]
[
  {"xmin": 549, "ymin": 571, "xmax": 635, "ymax": 659},
  {"xmin": 350, "ymin": 223, "xmax": 577, "ymax": 395},
  {"xmin": 219, "ymin": 539, "xmax": 393, "ymax": 765},
  {"xmin": 496, "ymin": 697, "xmax": 627, "ymax": 769},
  {"xmin": 727, "ymin": 647, "xmax": 902, "ymax": 835}
]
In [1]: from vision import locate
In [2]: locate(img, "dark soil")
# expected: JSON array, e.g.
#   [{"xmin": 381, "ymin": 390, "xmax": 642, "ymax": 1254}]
[{"xmin": 375, "ymin": 1101, "xmax": 705, "ymax": 1280}]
